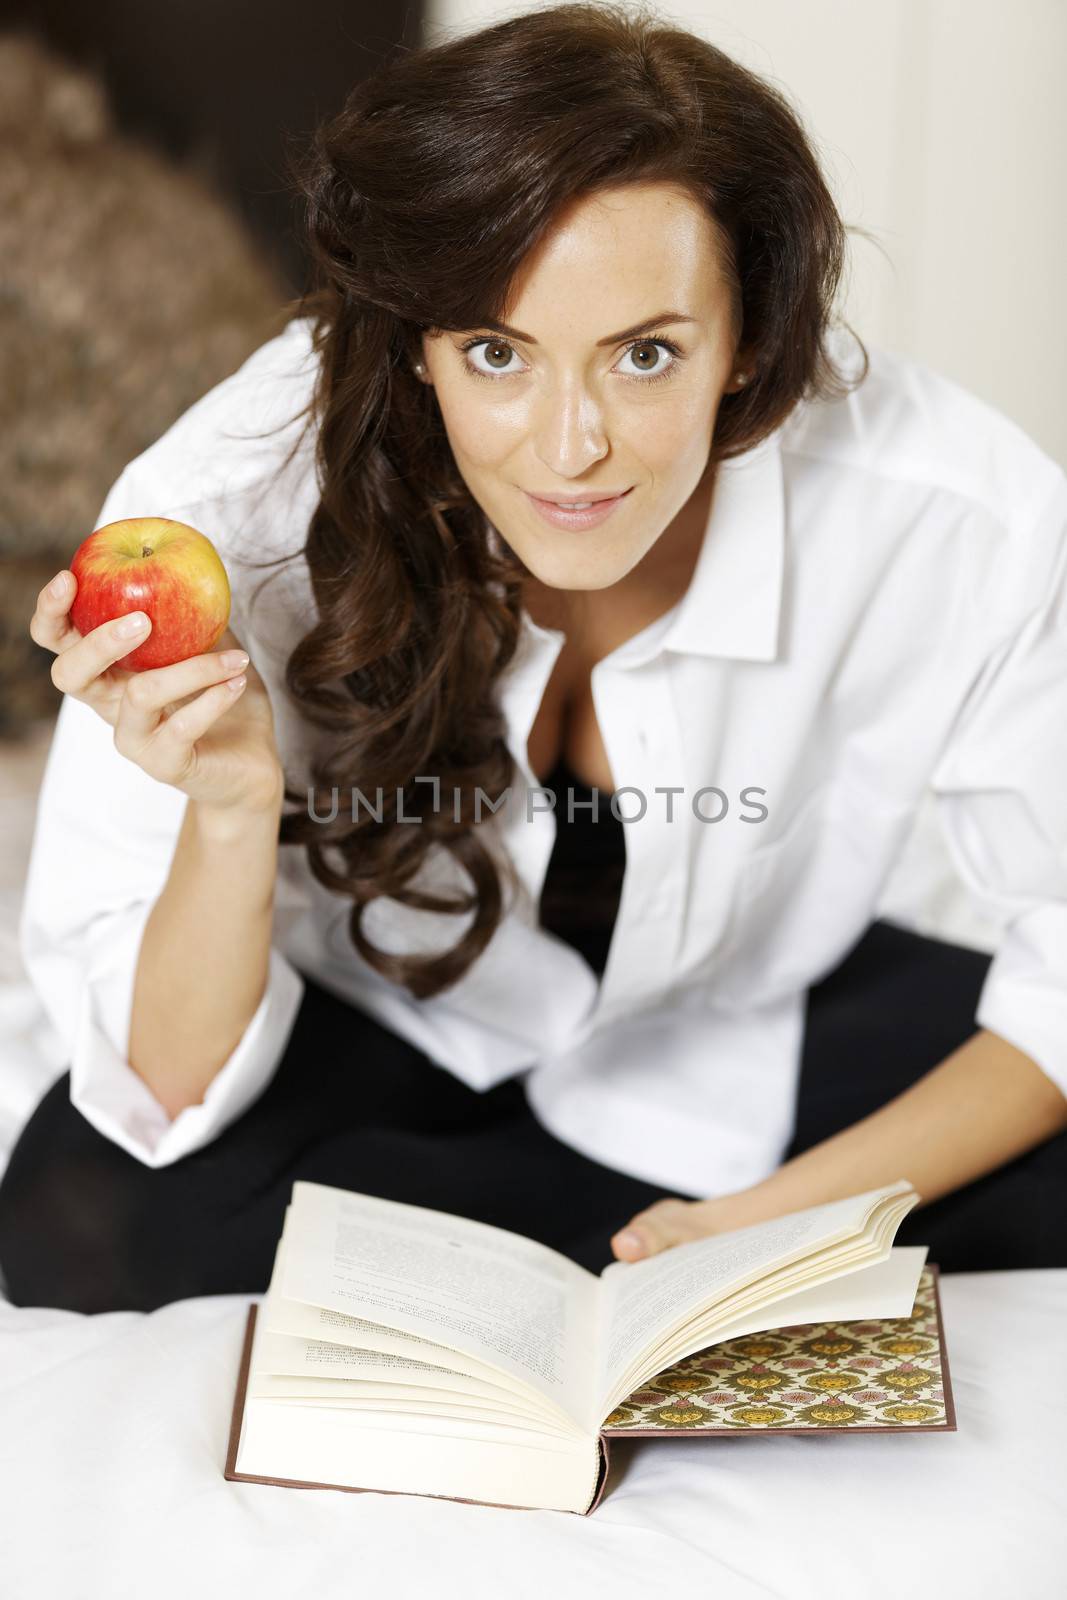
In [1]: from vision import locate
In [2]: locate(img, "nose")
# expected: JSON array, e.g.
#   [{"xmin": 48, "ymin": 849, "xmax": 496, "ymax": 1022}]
[{"xmin": 531, "ymin": 376, "xmax": 609, "ymax": 478}]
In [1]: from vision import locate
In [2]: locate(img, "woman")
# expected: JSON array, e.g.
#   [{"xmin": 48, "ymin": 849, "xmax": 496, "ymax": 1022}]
[{"xmin": 2, "ymin": 2, "xmax": 1065, "ymax": 1313}]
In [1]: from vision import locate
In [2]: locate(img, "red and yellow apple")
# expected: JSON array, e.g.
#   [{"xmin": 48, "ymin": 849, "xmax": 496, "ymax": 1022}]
[{"xmin": 69, "ymin": 517, "xmax": 231, "ymax": 672}]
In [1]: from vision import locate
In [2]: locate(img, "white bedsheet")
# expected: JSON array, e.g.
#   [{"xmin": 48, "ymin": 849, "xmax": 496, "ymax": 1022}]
[{"xmin": 3, "ymin": 1271, "xmax": 1064, "ymax": 1600}]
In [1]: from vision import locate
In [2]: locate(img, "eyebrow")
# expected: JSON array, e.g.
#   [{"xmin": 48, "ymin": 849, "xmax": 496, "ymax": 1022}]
[{"xmin": 467, "ymin": 310, "xmax": 699, "ymax": 347}]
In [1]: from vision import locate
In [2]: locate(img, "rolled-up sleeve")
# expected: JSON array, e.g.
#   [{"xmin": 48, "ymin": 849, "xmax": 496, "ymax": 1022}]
[
  {"xmin": 19, "ymin": 689, "xmax": 306, "ymax": 1167},
  {"xmin": 19, "ymin": 463, "xmax": 307, "ymax": 1167},
  {"xmin": 929, "ymin": 468, "xmax": 1067, "ymax": 1103}
]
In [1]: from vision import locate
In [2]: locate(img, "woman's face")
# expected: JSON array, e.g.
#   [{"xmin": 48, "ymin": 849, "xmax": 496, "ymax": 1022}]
[{"xmin": 419, "ymin": 180, "xmax": 747, "ymax": 593}]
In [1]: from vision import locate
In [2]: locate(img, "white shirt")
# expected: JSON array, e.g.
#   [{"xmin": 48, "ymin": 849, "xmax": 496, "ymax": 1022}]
[{"xmin": 20, "ymin": 317, "xmax": 1067, "ymax": 1194}]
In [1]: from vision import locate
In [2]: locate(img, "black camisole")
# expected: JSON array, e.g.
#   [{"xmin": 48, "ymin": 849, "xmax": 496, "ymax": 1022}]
[{"xmin": 536, "ymin": 752, "xmax": 626, "ymax": 977}]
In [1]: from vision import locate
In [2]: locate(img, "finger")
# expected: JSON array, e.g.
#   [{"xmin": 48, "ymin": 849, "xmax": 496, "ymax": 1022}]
[
  {"xmin": 149, "ymin": 676, "xmax": 249, "ymax": 786},
  {"xmin": 610, "ymin": 1198, "xmax": 692, "ymax": 1262},
  {"xmin": 610, "ymin": 1226, "xmax": 650, "ymax": 1262},
  {"xmin": 29, "ymin": 570, "xmax": 79, "ymax": 653},
  {"xmin": 611, "ymin": 1219, "xmax": 671, "ymax": 1261},
  {"xmin": 115, "ymin": 676, "xmax": 248, "ymax": 790},
  {"xmin": 115, "ymin": 647, "xmax": 249, "ymax": 749},
  {"xmin": 50, "ymin": 609, "xmax": 154, "ymax": 697}
]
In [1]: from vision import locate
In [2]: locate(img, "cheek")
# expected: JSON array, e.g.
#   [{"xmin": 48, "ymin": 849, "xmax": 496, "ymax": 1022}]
[
  {"xmin": 622, "ymin": 391, "xmax": 718, "ymax": 470},
  {"xmin": 435, "ymin": 383, "xmax": 526, "ymax": 468}
]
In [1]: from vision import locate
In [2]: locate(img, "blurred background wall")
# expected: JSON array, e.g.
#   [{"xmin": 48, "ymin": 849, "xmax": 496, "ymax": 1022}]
[
  {"xmin": 0, "ymin": 0, "xmax": 423, "ymax": 292},
  {"xmin": 428, "ymin": 0, "xmax": 1067, "ymax": 468}
]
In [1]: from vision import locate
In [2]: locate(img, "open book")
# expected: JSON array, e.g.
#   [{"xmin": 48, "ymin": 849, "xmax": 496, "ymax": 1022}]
[{"xmin": 224, "ymin": 1177, "xmax": 954, "ymax": 1514}]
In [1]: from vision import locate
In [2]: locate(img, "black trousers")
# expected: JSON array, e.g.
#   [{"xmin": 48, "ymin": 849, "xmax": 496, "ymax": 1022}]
[{"xmin": 1, "ymin": 918, "xmax": 1064, "ymax": 1313}]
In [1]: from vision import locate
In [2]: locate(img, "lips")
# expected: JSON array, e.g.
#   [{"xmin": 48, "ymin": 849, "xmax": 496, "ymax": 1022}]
[
  {"xmin": 523, "ymin": 486, "xmax": 633, "ymax": 530},
  {"xmin": 529, "ymin": 491, "xmax": 631, "ymax": 506}
]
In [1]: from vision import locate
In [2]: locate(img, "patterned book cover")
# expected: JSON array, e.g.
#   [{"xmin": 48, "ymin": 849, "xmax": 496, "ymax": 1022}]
[{"xmin": 601, "ymin": 1262, "xmax": 954, "ymax": 1436}]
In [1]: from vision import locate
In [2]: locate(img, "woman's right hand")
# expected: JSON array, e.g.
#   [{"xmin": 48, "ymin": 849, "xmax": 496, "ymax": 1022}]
[{"xmin": 30, "ymin": 568, "xmax": 287, "ymax": 817}]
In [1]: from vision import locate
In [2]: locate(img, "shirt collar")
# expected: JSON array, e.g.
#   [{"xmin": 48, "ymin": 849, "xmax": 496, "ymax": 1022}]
[{"xmin": 507, "ymin": 426, "xmax": 786, "ymax": 672}]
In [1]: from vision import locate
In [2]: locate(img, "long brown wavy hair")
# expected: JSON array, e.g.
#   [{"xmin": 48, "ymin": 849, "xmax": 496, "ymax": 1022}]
[{"xmin": 246, "ymin": 1, "xmax": 870, "ymax": 1001}]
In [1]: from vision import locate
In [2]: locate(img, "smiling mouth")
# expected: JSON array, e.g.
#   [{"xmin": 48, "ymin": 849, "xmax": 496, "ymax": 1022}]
[
  {"xmin": 525, "ymin": 488, "xmax": 633, "ymax": 507},
  {"xmin": 521, "ymin": 486, "xmax": 635, "ymax": 530}
]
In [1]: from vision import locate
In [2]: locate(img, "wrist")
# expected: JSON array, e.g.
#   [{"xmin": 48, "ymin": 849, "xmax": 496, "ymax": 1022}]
[
  {"xmin": 193, "ymin": 784, "xmax": 284, "ymax": 846},
  {"xmin": 701, "ymin": 1181, "xmax": 787, "ymax": 1233}
]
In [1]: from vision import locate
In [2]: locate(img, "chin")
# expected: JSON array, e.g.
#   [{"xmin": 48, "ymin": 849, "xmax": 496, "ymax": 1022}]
[{"xmin": 524, "ymin": 545, "xmax": 636, "ymax": 592}]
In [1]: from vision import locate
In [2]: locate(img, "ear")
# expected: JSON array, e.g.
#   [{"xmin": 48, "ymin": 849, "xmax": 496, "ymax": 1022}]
[
  {"xmin": 412, "ymin": 334, "xmax": 434, "ymax": 384},
  {"xmin": 730, "ymin": 341, "xmax": 757, "ymax": 389}
]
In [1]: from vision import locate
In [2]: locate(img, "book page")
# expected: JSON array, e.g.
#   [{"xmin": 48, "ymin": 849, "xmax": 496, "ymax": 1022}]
[
  {"xmin": 250, "ymin": 1388, "xmax": 578, "ymax": 1434},
  {"xmin": 261, "ymin": 1303, "xmax": 542, "ymax": 1393},
  {"xmin": 632, "ymin": 1245, "xmax": 929, "ymax": 1384},
  {"xmin": 593, "ymin": 1182, "xmax": 915, "ymax": 1419},
  {"xmin": 249, "ymin": 1367, "xmax": 572, "ymax": 1437},
  {"xmin": 611, "ymin": 1209, "xmax": 917, "ymax": 1395},
  {"xmin": 263, "ymin": 1224, "xmax": 533, "ymax": 1392},
  {"xmin": 281, "ymin": 1181, "xmax": 598, "ymax": 1426},
  {"xmin": 252, "ymin": 1327, "xmax": 561, "ymax": 1429}
]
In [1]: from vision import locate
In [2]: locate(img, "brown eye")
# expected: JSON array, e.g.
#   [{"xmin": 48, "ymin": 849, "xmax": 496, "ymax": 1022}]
[
  {"xmin": 460, "ymin": 337, "xmax": 525, "ymax": 380},
  {"xmin": 616, "ymin": 337, "xmax": 683, "ymax": 385}
]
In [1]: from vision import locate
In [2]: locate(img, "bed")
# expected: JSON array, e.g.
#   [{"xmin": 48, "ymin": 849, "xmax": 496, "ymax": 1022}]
[{"xmin": 3, "ymin": 1272, "xmax": 1065, "ymax": 1597}]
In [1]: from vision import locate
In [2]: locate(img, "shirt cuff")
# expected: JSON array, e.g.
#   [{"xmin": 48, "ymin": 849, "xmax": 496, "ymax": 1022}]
[
  {"xmin": 974, "ymin": 904, "xmax": 1067, "ymax": 1104},
  {"xmin": 68, "ymin": 903, "xmax": 306, "ymax": 1167}
]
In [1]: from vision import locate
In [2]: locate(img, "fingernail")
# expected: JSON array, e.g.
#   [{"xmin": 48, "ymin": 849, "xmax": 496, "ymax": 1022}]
[
  {"xmin": 220, "ymin": 650, "xmax": 249, "ymax": 671},
  {"xmin": 49, "ymin": 574, "xmax": 69, "ymax": 598},
  {"xmin": 115, "ymin": 612, "xmax": 149, "ymax": 637},
  {"xmin": 614, "ymin": 1230, "xmax": 645, "ymax": 1256}
]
